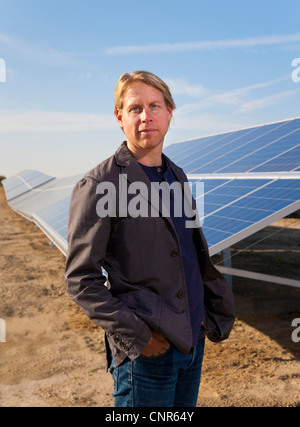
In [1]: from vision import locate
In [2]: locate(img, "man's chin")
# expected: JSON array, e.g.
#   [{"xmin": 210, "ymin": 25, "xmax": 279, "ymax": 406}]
[
  {"xmin": 139, "ymin": 135, "xmax": 164, "ymax": 148},
  {"xmin": 141, "ymin": 141, "xmax": 164, "ymax": 151},
  {"xmin": 127, "ymin": 137, "xmax": 165, "ymax": 154}
]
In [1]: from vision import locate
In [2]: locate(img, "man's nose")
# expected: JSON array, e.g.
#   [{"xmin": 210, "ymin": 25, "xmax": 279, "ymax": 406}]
[{"xmin": 141, "ymin": 108, "xmax": 152, "ymax": 122}]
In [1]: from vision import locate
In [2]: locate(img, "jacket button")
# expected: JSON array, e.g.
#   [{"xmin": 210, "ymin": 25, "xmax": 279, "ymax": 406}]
[
  {"xmin": 171, "ymin": 250, "xmax": 179, "ymax": 257},
  {"xmin": 177, "ymin": 289, "xmax": 186, "ymax": 299}
]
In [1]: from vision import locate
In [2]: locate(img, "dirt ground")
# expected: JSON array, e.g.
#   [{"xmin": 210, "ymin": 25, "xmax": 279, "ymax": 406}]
[{"xmin": 0, "ymin": 186, "xmax": 299, "ymax": 407}]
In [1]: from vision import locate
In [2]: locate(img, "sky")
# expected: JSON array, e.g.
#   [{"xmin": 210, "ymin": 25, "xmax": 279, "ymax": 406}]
[{"xmin": 0, "ymin": 0, "xmax": 300, "ymax": 178}]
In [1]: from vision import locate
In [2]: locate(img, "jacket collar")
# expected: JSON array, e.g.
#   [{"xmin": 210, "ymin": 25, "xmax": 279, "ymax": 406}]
[
  {"xmin": 114, "ymin": 141, "xmax": 134, "ymax": 168},
  {"xmin": 114, "ymin": 141, "xmax": 187, "ymax": 186}
]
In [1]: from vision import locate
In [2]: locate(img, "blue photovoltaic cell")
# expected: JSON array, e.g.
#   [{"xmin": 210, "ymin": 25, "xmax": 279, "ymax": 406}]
[
  {"xmin": 165, "ymin": 118, "xmax": 300, "ymax": 174},
  {"xmin": 197, "ymin": 177, "xmax": 300, "ymax": 251},
  {"xmin": 3, "ymin": 170, "xmax": 54, "ymax": 201},
  {"xmin": 3, "ymin": 178, "xmax": 31, "ymax": 201},
  {"xmin": 218, "ymin": 129, "xmax": 300, "ymax": 174},
  {"xmin": 3, "ymin": 172, "xmax": 81, "ymax": 255},
  {"xmin": 250, "ymin": 146, "xmax": 300, "ymax": 172},
  {"xmin": 36, "ymin": 195, "xmax": 70, "ymax": 240},
  {"xmin": 199, "ymin": 179, "xmax": 271, "ymax": 217},
  {"xmin": 179, "ymin": 123, "xmax": 283, "ymax": 173},
  {"xmin": 166, "ymin": 132, "xmax": 237, "ymax": 166},
  {"xmin": 165, "ymin": 132, "xmax": 236, "ymax": 164},
  {"xmin": 189, "ymin": 179, "xmax": 230, "ymax": 199}
]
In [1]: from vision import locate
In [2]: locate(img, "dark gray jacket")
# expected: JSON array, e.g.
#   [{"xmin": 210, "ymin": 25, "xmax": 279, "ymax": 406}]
[{"xmin": 65, "ymin": 142, "xmax": 235, "ymax": 367}]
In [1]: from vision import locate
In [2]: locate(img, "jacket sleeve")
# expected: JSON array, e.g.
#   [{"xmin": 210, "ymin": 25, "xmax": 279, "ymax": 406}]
[
  {"xmin": 65, "ymin": 176, "xmax": 152, "ymax": 360},
  {"xmin": 196, "ymin": 227, "xmax": 236, "ymax": 342}
]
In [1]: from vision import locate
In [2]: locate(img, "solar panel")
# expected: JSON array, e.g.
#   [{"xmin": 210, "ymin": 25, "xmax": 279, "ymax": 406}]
[
  {"xmin": 165, "ymin": 117, "xmax": 300, "ymax": 174},
  {"xmin": 166, "ymin": 121, "xmax": 283, "ymax": 167},
  {"xmin": 186, "ymin": 174, "xmax": 300, "ymax": 254},
  {"xmin": 33, "ymin": 195, "xmax": 72, "ymax": 254},
  {"xmin": 2, "ymin": 170, "xmax": 55, "ymax": 201},
  {"xmin": 2, "ymin": 117, "xmax": 300, "ymax": 264},
  {"xmin": 3, "ymin": 173, "xmax": 82, "ymax": 255}
]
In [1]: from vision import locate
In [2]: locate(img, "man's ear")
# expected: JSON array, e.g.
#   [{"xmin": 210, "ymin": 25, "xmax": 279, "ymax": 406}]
[
  {"xmin": 116, "ymin": 109, "xmax": 123, "ymax": 129},
  {"xmin": 167, "ymin": 106, "xmax": 173, "ymax": 128}
]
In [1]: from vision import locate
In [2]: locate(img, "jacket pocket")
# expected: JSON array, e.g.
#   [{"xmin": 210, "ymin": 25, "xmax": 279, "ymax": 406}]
[{"xmin": 118, "ymin": 290, "xmax": 162, "ymax": 331}]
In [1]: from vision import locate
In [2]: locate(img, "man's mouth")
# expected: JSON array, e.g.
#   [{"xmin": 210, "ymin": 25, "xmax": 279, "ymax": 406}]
[{"xmin": 139, "ymin": 129, "xmax": 157, "ymax": 133}]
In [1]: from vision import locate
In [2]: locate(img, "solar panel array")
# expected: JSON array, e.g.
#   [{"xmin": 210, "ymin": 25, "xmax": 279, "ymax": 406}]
[
  {"xmin": 3, "ymin": 117, "xmax": 300, "ymax": 258},
  {"xmin": 3, "ymin": 171, "xmax": 82, "ymax": 255},
  {"xmin": 164, "ymin": 117, "xmax": 300, "ymax": 254},
  {"xmin": 2, "ymin": 170, "xmax": 55, "ymax": 201}
]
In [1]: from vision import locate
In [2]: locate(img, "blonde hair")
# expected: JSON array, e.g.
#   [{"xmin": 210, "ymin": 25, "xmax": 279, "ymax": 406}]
[{"xmin": 114, "ymin": 71, "xmax": 176, "ymax": 115}]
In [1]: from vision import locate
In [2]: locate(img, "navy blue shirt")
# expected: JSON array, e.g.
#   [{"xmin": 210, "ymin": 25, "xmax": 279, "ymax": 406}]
[{"xmin": 139, "ymin": 159, "xmax": 204, "ymax": 346}]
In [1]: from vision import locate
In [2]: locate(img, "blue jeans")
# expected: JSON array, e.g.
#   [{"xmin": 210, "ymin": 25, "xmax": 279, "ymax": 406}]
[{"xmin": 109, "ymin": 337, "xmax": 205, "ymax": 407}]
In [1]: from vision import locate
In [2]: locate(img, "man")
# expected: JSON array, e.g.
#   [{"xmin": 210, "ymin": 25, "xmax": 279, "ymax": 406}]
[{"xmin": 65, "ymin": 71, "xmax": 235, "ymax": 407}]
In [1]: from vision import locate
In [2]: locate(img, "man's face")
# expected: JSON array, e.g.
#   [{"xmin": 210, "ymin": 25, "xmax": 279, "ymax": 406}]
[{"xmin": 116, "ymin": 81, "xmax": 173, "ymax": 154}]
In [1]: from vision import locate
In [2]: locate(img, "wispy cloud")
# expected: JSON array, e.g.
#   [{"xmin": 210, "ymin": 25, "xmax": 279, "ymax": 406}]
[
  {"xmin": 205, "ymin": 76, "xmax": 291, "ymax": 107},
  {"xmin": 172, "ymin": 113, "xmax": 244, "ymax": 133},
  {"xmin": 171, "ymin": 75, "xmax": 299, "ymax": 134},
  {"xmin": 166, "ymin": 77, "xmax": 289, "ymax": 114},
  {"xmin": 237, "ymin": 90, "xmax": 298, "ymax": 113},
  {"xmin": 165, "ymin": 78, "xmax": 207, "ymax": 98},
  {"xmin": 105, "ymin": 33, "xmax": 300, "ymax": 55},
  {"xmin": 0, "ymin": 32, "xmax": 75, "ymax": 65},
  {"xmin": 0, "ymin": 110, "xmax": 117, "ymax": 132},
  {"xmin": 174, "ymin": 75, "xmax": 293, "ymax": 115}
]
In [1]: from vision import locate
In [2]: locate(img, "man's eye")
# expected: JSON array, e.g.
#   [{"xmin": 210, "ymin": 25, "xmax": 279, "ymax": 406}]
[{"xmin": 131, "ymin": 106, "xmax": 140, "ymax": 112}]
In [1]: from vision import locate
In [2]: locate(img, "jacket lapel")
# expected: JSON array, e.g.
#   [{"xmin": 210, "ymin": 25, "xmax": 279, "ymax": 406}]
[{"xmin": 114, "ymin": 142, "xmax": 176, "ymax": 227}]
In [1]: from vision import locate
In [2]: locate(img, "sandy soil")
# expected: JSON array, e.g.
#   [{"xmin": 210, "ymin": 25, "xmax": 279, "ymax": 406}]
[{"xmin": 0, "ymin": 186, "xmax": 299, "ymax": 407}]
